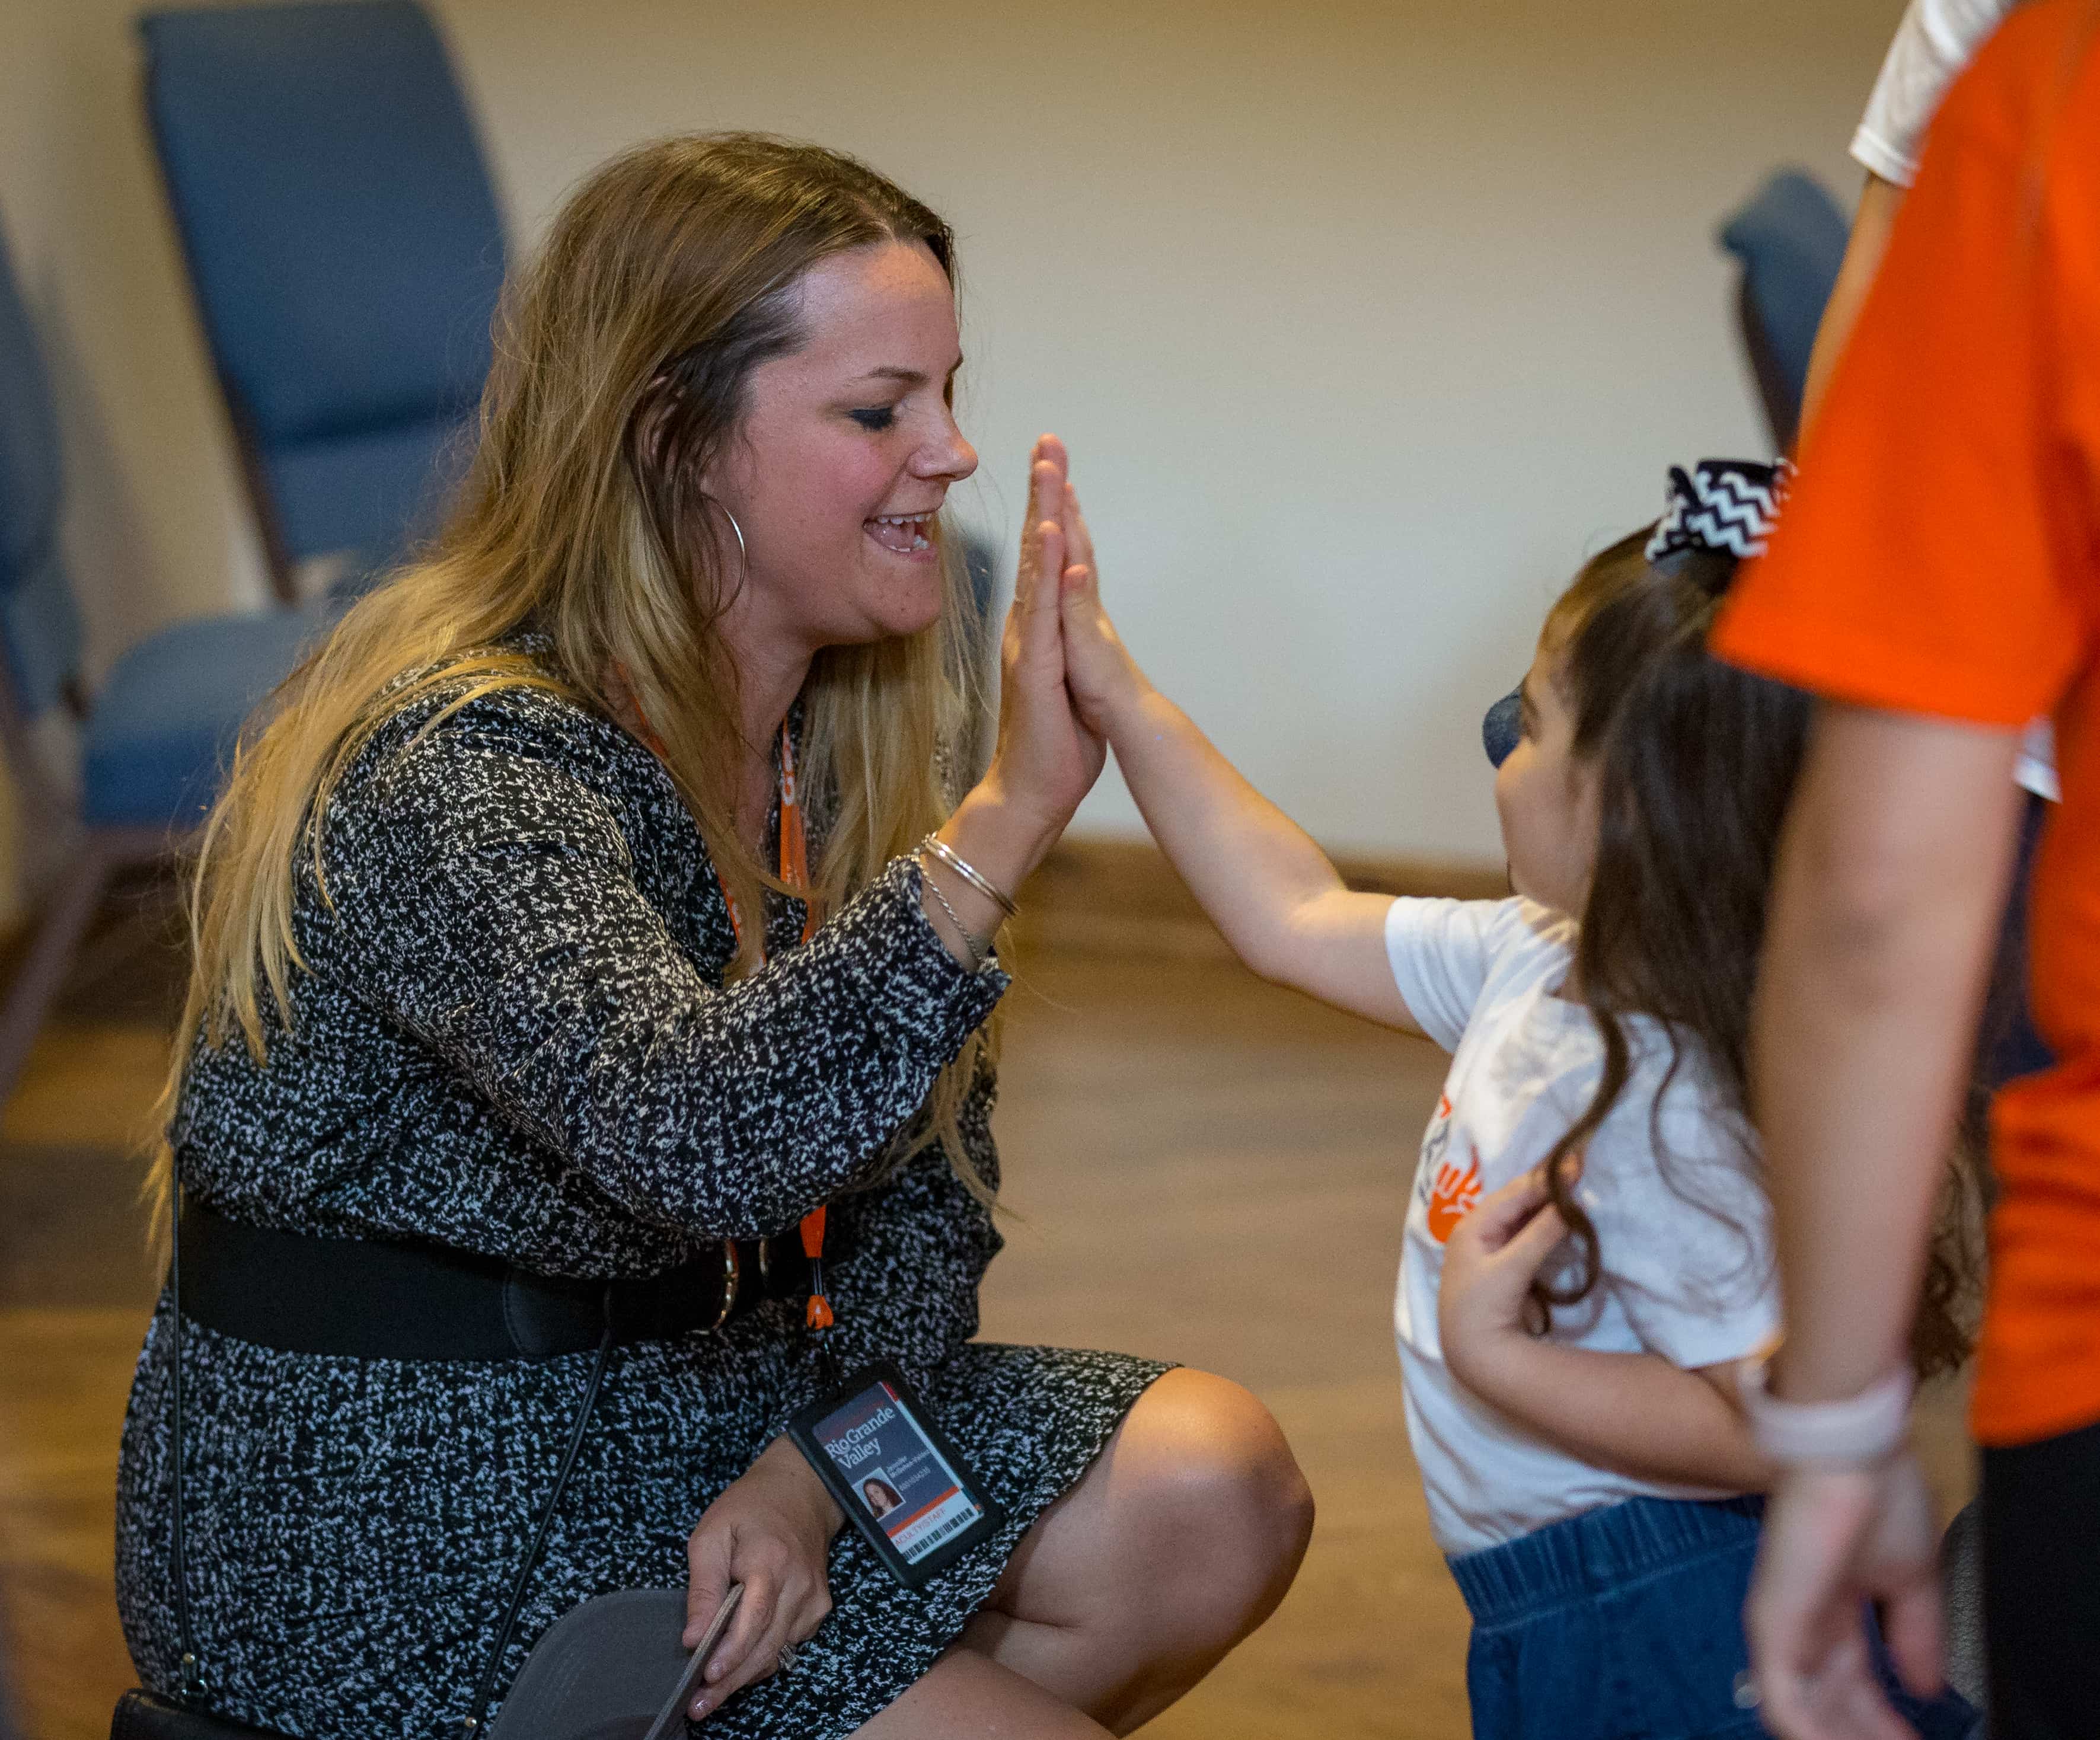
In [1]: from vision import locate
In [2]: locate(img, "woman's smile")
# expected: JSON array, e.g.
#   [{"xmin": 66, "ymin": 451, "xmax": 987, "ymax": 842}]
[{"xmin": 864, "ymin": 509, "xmax": 939, "ymax": 558}]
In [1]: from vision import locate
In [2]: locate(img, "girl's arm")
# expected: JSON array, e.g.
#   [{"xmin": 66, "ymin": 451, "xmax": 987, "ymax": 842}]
[
  {"xmin": 1438, "ymin": 1166, "xmax": 1778, "ymax": 1490},
  {"xmin": 1048, "ymin": 466, "xmax": 1416, "ymax": 1032}
]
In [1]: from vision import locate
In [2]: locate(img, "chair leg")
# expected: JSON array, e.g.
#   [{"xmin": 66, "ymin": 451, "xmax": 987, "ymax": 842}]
[{"xmin": 0, "ymin": 844, "xmax": 116, "ymax": 1114}]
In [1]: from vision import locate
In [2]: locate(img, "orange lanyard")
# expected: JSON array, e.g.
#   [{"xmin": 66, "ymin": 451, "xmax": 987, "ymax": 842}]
[
  {"xmin": 717, "ymin": 724, "xmax": 818, "ymax": 956},
  {"xmin": 621, "ymin": 681, "xmax": 834, "ymax": 1332},
  {"xmin": 719, "ymin": 726, "xmax": 833, "ymax": 1332}
]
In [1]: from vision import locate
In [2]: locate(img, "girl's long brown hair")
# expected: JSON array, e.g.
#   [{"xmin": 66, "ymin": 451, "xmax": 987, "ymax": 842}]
[
  {"xmin": 1527, "ymin": 532, "xmax": 1980, "ymax": 1378},
  {"xmin": 153, "ymin": 133, "xmax": 1000, "ymax": 1221}
]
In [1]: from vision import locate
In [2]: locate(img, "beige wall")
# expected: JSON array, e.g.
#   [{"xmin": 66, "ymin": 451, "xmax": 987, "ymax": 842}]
[{"xmin": 0, "ymin": 0, "xmax": 1907, "ymax": 918}]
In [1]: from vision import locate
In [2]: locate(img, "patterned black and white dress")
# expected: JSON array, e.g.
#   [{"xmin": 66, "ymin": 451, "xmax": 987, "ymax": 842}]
[{"xmin": 114, "ymin": 660, "xmax": 1169, "ymax": 1738}]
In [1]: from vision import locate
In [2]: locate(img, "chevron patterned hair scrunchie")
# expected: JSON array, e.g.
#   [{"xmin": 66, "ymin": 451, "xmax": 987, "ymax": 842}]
[{"xmin": 1643, "ymin": 458, "xmax": 1795, "ymax": 566}]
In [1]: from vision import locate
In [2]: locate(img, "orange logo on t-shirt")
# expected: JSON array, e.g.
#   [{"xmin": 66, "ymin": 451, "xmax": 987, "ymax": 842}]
[{"xmin": 1426, "ymin": 1148, "xmax": 1482, "ymax": 1243}]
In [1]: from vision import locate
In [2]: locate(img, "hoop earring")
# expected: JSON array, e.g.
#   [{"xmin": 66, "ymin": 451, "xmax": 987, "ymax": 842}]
[{"xmin": 711, "ymin": 499, "xmax": 748, "ymax": 576}]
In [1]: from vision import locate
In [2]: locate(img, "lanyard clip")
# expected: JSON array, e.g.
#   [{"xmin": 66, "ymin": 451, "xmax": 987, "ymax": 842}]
[{"xmin": 800, "ymin": 1206, "xmax": 834, "ymax": 1330}]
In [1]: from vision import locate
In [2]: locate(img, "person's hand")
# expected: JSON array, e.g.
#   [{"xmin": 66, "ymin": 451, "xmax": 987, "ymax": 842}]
[
  {"xmin": 1051, "ymin": 470, "xmax": 1150, "ymax": 740},
  {"xmin": 680, "ymin": 1435, "xmax": 844, "ymax": 1723},
  {"xmin": 1436, "ymin": 1161, "xmax": 1574, "ymax": 1390},
  {"xmin": 975, "ymin": 435, "xmax": 1107, "ymax": 848},
  {"xmin": 1745, "ymin": 1453, "xmax": 1947, "ymax": 1739},
  {"xmin": 921, "ymin": 437, "xmax": 1105, "ymax": 946}
]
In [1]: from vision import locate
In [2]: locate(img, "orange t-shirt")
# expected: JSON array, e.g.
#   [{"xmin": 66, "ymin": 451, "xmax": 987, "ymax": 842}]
[{"xmin": 1715, "ymin": 0, "xmax": 2100, "ymax": 1448}]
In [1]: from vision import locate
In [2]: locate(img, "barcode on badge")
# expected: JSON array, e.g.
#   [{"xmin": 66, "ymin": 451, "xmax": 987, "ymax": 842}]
[{"xmin": 904, "ymin": 1505, "xmax": 979, "ymax": 1559}]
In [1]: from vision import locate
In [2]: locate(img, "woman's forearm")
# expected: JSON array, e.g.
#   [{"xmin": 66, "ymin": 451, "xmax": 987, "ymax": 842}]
[
  {"xmin": 1754, "ymin": 705, "xmax": 2021, "ymax": 1404},
  {"xmin": 1454, "ymin": 1336, "xmax": 1775, "ymax": 1491}
]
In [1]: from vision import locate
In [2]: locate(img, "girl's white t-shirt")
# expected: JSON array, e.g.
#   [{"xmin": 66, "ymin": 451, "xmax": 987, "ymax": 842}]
[{"xmin": 1385, "ymin": 896, "xmax": 1780, "ymax": 1558}]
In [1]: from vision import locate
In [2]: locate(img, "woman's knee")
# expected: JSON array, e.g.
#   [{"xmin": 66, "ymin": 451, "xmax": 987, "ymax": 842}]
[{"xmin": 1122, "ymin": 1369, "xmax": 1314, "ymax": 1602}]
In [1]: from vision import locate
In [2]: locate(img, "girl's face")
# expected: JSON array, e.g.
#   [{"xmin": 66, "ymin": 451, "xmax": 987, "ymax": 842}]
[
  {"xmin": 707, "ymin": 240, "xmax": 978, "ymax": 657},
  {"xmin": 1493, "ymin": 636, "xmax": 1601, "ymax": 919}
]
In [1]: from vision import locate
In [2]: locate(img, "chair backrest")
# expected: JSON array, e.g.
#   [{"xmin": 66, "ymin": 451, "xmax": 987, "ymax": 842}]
[
  {"xmin": 1718, "ymin": 169, "xmax": 1850, "ymax": 452},
  {"xmin": 0, "ymin": 213, "xmax": 87, "ymax": 729},
  {"xmin": 139, "ymin": 0, "xmax": 505, "ymax": 592}
]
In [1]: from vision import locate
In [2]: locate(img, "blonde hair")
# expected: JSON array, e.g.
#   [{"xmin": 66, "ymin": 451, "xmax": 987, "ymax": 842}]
[{"xmin": 154, "ymin": 133, "xmax": 999, "ymax": 1221}]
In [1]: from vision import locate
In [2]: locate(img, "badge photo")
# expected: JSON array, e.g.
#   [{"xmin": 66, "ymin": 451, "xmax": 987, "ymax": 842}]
[{"xmin": 787, "ymin": 1362, "xmax": 1005, "ymax": 1589}]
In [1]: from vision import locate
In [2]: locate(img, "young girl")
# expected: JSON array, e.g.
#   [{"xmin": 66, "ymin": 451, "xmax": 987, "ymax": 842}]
[{"xmin": 1043, "ymin": 451, "xmax": 1978, "ymax": 1740}]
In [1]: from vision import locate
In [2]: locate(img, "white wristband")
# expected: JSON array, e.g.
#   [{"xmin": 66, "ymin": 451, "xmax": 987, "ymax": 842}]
[{"xmin": 1738, "ymin": 1359, "xmax": 1914, "ymax": 1468}]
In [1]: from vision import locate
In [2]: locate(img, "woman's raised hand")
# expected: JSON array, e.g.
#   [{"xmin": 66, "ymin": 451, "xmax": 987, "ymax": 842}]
[
  {"xmin": 920, "ymin": 437, "xmax": 1106, "ymax": 956},
  {"xmin": 986, "ymin": 435, "xmax": 1108, "ymax": 837}
]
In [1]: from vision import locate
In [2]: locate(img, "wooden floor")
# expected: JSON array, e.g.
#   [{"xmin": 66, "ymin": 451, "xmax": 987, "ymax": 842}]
[{"xmin": 0, "ymin": 874, "xmax": 1978, "ymax": 1739}]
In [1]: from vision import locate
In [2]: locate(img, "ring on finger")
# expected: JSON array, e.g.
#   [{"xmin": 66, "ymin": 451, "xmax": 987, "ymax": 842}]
[{"xmin": 776, "ymin": 1640, "xmax": 800, "ymax": 1674}]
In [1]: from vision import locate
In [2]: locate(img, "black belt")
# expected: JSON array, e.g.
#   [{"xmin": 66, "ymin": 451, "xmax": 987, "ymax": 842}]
[{"xmin": 175, "ymin": 1201, "xmax": 824, "ymax": 1361}]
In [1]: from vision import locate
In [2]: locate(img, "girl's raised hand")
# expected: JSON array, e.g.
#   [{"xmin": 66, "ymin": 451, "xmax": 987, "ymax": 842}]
[{"xmin": 1051, "ymin": 471, "xmax": 1150, "ymax": 739}]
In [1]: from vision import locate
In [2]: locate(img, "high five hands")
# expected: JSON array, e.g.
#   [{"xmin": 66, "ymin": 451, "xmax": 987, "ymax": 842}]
[{"xmin": 1017, "ymin": 434, "xmax": 1149, "ymax": 749}]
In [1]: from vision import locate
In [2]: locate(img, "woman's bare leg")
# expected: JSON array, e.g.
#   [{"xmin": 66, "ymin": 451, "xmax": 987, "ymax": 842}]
[
  {"xmin": 848, "ymin": 1649, "xmax": 1118, "ymax": 1739},
  {"xmin": 846, "ymin": 1371, "xmax": 1310, "ymax": 1739},
  {"xmin": 954, "ymin": 1368, "xmax": 1313, "ymax": 1733}
]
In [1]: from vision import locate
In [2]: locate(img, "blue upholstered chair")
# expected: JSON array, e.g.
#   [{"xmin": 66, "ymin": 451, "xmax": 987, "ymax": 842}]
[
  {"xmin": 139, "ymin": 0, "xmax": 504, "ymax": 601},
  {"xmin": 1718, "ymin": 170, "xmax": 1851, "ymax": 453},
  {"xmin": 0, "ymin": 213, "xmax": 334, "ymax": 1106}
]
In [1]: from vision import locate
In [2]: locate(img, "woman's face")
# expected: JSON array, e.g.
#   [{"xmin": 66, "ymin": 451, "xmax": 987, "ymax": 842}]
[
  {"xmin": 707, "ymin": 240, "xmax": 977, "ymax": 657},
  {"xmin": 1493, "ymin": 635, "xmax": 1601, "ymax": 918}
]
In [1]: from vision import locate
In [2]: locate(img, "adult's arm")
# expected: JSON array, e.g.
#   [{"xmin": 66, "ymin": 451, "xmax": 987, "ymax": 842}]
[
  {"xmin": 1798, "ymin": 175, "xmax": 1906, "ymax": 439},
  {"xmin": 1755, "ymin": 707, "xmax": 2021, "ymax": 1404},
  {"xmin": 823, "ymin": 1068, "xmax": 1004, "ymax": 1379},
  {"xmin": 1742, "ymin": 705, "xmax": 2021, "ymax": 1736},
  {"xmin": 309, "ymin": 703, "xmax": 1006, "ymax": 1241}
]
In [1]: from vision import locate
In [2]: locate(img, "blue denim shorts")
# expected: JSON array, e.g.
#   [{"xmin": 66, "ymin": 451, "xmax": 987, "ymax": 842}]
[{"xmin": 1448, "ymin": 1495, "xmax": 1979, "ymax": 1740}]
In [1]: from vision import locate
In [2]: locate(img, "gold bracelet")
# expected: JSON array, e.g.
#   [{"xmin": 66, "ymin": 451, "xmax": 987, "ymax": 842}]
[
  {"xmin": 914, "ymin": 853, "xmax": 993, "ymax": 970},
  {"xmin": 917, "ymin": 834, "xmax": 1019, "ymax": 918}
]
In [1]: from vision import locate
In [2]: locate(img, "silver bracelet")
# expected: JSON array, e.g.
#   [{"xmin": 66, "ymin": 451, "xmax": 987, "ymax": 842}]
[
  {"xmin": 915, "ymin": 854, "xmax": 993, "ymax": 970},
  {"xmin": 917, "ymin": 834, "xmax": 1019, "ymax": 918}
]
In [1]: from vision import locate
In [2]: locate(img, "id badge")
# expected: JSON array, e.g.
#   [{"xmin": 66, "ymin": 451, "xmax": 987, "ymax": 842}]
[{"xmin": 787, "ymin": 1361, "xmax": 1005, "ymax": 1589}]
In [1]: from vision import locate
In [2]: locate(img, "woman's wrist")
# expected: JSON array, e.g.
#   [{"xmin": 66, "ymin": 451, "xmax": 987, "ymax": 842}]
[
  {"xmin": 902, "ymin": 786, "xmax": 1044, "ymax": 969},
  {"xmin": 942, "ymin": 783, "xmax": 1058, "ymax": 902},
  {"xmin": 755, "ymin": 1434, "xmax": 845, "ymax": 1538}
]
